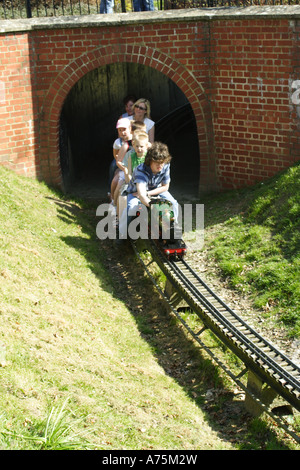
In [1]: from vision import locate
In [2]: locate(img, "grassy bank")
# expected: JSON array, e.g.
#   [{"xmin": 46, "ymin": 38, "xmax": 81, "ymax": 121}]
[
  {"xmin": 0, "ymin": 166, "xmax": 235, "ymax": 450},
  {"xmin": 0, "ymin": 164, "xmax": 298, "ymax": 450},
  {"xmin": 202, "ymin": 162, "xmax": 300, "ymax": 338}
]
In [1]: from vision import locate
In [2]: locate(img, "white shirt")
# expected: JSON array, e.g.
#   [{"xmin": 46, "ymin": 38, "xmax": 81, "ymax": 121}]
[{"xmin": 128, "ymin": 116, "xmax": 155, "ymax": 134}]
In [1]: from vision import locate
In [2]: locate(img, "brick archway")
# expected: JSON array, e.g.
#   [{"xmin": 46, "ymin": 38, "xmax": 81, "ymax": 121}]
[{"xmin": 39, "ymin": 43, "xmax": 216, "ymax": 192}]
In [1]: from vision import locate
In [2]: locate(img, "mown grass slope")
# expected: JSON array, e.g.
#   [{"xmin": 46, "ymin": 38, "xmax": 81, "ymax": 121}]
[
  {"xmin": 0, "ymin": 165, "xmax": 236, "ymax": 450},
  {"xmin": 0, "ymin": 163, "xmax": 298, "ymax": 450}
]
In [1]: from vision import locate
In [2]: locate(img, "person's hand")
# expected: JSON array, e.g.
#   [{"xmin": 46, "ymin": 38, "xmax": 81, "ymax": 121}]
[
  {"xmin": 116, "ymin": 161, "xmax": 124, "ymax": 169},
  {"xmin": 142, "ymin": 194, "xmax": 151, "ymax": 207}
]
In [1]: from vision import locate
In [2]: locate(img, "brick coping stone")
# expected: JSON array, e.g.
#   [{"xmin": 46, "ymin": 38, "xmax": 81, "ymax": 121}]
[{"xmin": 1, "ymin": 5, "xmax": 300, "ymax": 33}]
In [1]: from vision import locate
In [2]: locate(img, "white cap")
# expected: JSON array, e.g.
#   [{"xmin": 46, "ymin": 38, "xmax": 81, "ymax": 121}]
[{"xmin": 116, "ymin": 118, "xmax": 131, "ymax": 129}]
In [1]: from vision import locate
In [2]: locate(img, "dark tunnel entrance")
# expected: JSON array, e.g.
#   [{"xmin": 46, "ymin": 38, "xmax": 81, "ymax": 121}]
[{"xmin": 59, "ymin": 62, "xmax": 200, "ymax": 201}]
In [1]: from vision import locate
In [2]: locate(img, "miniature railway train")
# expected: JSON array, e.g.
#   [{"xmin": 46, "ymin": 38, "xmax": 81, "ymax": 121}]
[{"xmin": 146, "ymin": 197, "xmax": 187, "ymax": 260}]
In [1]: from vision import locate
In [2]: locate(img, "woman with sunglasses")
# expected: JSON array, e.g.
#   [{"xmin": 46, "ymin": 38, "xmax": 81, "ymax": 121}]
[{"xmin": 128, "ymin": 98, "xmax": 155, "ymax": 143}]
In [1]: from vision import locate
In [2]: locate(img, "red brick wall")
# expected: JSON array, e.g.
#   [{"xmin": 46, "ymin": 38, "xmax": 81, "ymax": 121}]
[
  {"xmin": 212, "ymin": 17, "xmax": 300, "ymax": 189},
  {"xmin": 0, "ymin": 33, "xmax": 36, "ymax": 176},
  {"xmin": 0, "ymin": 8, "xmax": 299, "ymax": 192}
]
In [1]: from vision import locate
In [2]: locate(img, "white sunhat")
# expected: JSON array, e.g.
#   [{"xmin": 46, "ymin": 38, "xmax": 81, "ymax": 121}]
[{"xmin": 116, "ymin": 117, "xmax": 131, "ymax": 129}]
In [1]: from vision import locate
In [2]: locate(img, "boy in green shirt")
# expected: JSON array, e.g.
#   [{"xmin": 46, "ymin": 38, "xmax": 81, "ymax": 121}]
[
  {"xmin": 115, "ymin": 131, "xmax": 149, "ymax": 218},
  {"xmin": 117, "ymin": 131, "xmax": 149, "ymax": 183}
]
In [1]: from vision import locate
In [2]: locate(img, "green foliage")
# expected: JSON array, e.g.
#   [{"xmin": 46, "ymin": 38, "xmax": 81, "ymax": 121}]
[
  {"xmin": 0, "ymin": 398, "xmax": 93, "ymax": 449},
  {"xmin": 208, "ymin": 162, "xmax": 300, "ymax": 337},
  {"xmin": 246, "ymin": 163, "xmax": 300, "ymax": 256}
]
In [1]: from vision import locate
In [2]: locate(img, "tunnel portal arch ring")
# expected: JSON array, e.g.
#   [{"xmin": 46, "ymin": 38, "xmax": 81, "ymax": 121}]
[{"xmin": 41, "ymin": 44, "xmax": 214, "ymax": 189}]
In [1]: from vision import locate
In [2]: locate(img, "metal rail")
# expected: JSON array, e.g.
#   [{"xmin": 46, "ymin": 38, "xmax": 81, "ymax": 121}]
[
  {"xmin": 130, "ymin": 238, "xmax": 300, "ymax": 441},
  {"xmin": 173, "ymin": 258, "xmax": 300, "ymax": 393},
  {"xmin": 151, "ymin": 242, "xmax": 300, "ymax": 407}
]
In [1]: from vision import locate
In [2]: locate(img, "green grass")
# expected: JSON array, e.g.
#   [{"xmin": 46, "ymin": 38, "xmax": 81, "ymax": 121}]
[
  {"xmin": 0, "ymin": 164, "xmax": 299, "ymax": 450},
  {"xmin": 0, "ymin": 165, "xmax": 235, "ymax": 450},
  {"xmin": 203, "ymin": 162, "xmax": 300, "ymax": 337}
]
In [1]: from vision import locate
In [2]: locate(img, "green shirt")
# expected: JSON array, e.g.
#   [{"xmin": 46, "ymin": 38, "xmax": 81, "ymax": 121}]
[
  {"xmin": 130, "ymin": 151, "xmax": 146, "ymax": 172},
  {"xmin": 123, "ymin": 150, "xmax": 146, "ymax": 174}
]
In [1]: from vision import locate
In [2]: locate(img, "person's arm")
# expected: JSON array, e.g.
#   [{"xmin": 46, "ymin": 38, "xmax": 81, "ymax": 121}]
[
  {"xmin": 147, "ymin": 182, "xmax": 169, "ymax": 198},
  {"xmin": 116, "ymin": 161, "xmax": 129, "ymax": 178},
  {"xmin": 119, "ymin": 154, "xmax": 132, "ymax": 184},
  {"xmin": 113, "ymin": 148, "xmax": 119, "ymax": 161},
  {"xmin": 136, "ymin": 183, "xmax": 151, "ymax": 207},
  {"xmin": 148, "ymin": 125, "xmax": 155, "ymax": 143},
  {"xmin": 147, "ymin": 164, "xmax": 170, "ymax": 197},
  {"xmin": 117, "ymin": 141, "xmax": 130, "ymax": 162},
  {"xmin": 116, "ymin": 151, "xmax": 130, "ymax": 180}
]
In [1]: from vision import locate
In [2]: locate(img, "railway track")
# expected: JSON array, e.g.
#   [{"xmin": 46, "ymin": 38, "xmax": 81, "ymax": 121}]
[{"xmin": 131, "ymin": 239, "xmax": 300, "ymax": 442}]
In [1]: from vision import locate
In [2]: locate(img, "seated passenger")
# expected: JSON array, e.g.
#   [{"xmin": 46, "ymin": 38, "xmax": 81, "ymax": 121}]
[
  {"xmin": 118, "ymin": 142, "xmax": 178, "ymax": 239},
  {"xmin": 120, "ymin": 94, "xmax": 137, "ymax": 119},
  {"xmin": 128, "ymin": 98, "xmax": 155, "ymax": 143},
  {"xmin": 114, "ymin": 131, "xmax": 149, "ymax": 220},
  {"xmin": 116, "ymin": 120, "xmax": 148, "ymax": 164},
  {"xmin": 108, "ymin": 118, "xmax": 132, "ymax": 208}
]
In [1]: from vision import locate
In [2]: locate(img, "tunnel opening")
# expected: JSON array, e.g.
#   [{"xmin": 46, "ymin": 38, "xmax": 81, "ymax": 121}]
[{"xmin": 59, "ymin": 62, "xmax": 200, "ymax": 201}]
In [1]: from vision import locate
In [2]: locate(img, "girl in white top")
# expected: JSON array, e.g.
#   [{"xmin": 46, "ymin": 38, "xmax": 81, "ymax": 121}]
[
  {"xmin": 110, "ymin": 118, "xmax": 132, "ymax": 206},
  {"xmin": 128, "ymin": 98, "xmax": 155, "ymax": 143}
]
